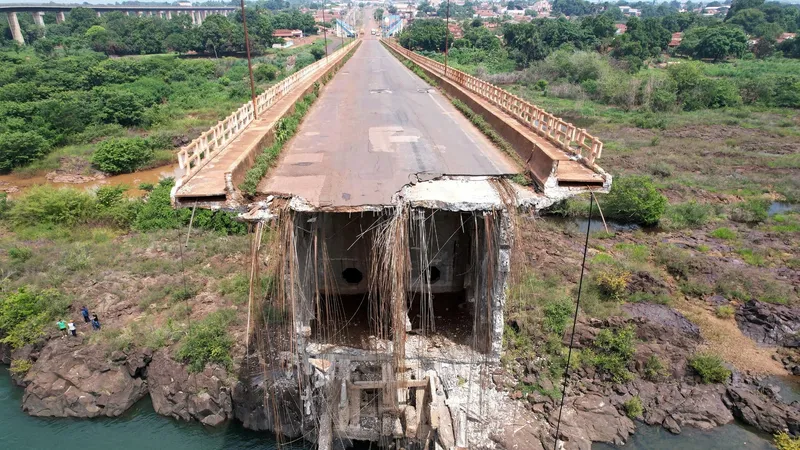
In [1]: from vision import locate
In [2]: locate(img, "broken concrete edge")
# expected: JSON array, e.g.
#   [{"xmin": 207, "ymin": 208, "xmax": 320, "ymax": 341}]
[{"xmin": 381, "ymin": 40, "xmax": 612, "ymax": 198}]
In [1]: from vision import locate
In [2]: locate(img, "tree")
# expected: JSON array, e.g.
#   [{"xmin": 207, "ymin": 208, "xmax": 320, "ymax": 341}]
[
  {"xmin": 388, "ymin": 5, "xmax": 398, "ymax": 15},
  {"xmin": 678, "ymin": 25, "xmax": 747, "ymax": 60},
  {"xmin": 612, "ymin": 17, "xmax": 671, "ymax": 63},
  {"xmin": 581, "ymin": 14, "xmax": 616, "ymax": 40},
  {"xmin": 398, "ymin": 19, "xmax": 450, "ymax": 52},
  {"xmin": 0, "ymin": 132, "xmax": 50, "ymax": 173},
  {"xmin": 374, "ymin": 8, "xmax": 385, "ymax": 22},
  {"xmin": 728, "ymin": 8, "xmax": 767, "ymax": 34},
  {"xmin": 725, "ymin": 0, "xmax": 765, "ymax": 20},
  {"xmin": 91, "ymin": 137, "xmax": 153, "ymax": 174}
]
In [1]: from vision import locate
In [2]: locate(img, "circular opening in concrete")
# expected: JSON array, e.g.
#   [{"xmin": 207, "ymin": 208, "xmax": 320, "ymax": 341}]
[
  {"xmin": 342, "ymin": 268, "xmax": 363, "ymax": 284},
  {"xmin": 428, "ymin": 266, "xmax": 441, "ymax": 284}
]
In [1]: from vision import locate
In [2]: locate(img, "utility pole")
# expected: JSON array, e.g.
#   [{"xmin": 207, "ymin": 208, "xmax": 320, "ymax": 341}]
[
  {"xmin": 240, "ymin": 0, "xmax": 258, "ymax": 119},
  {"xmin": 444, "ymin": 0, "xmax": 450, "ymax": 76},
  {"xmin": 322, "ymin": 5, "xmax": 329, "ymax": 60}
]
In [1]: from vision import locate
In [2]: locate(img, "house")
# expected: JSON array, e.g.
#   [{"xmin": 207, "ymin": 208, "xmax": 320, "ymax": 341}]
[
  {"xmin": 475, "ymin": 9, "xmax": 498, "ymax": 19},
  {"xmin": 668, "ymin": 32, "xmax": 682, "ymax": 48},
  {"xmin": 777, "ymin": 32, "xmax": 797, "ymax": 44},
  {"xmin": 702, "ymin": 6, "xmax": 729, "ymax": 16},
  {"xmin": 619, "ymin": 6, "xmax": 641, "ymax": 17},
  {"xmin": 614, "ymin": 23, "xmax": 627, "ymax": 35},
  {"xmin": 506, "ymin": 8, "xmax": 525, "ymax": 16},
  {"xmin": 448, "ymin": 23, "xmax": 463, "ymax": 39},
  {"xmin": 531, "ymin": 0, "xmax": 552, "ymax": 16},
  {"xmin": 273, "ymin": 29, "xmax": 304, "ymax": 39},
  {"xmin": 178, "ymin": 1, "xmax": 192, "ymax": 6}
]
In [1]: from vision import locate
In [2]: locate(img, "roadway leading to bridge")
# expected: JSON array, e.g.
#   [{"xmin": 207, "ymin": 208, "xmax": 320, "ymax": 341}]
[{"xmin": 258, "ymin": 38, "xmax": 519, "ymax": 208}]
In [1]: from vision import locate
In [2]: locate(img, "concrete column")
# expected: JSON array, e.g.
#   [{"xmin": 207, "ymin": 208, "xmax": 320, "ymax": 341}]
[
  {"xmin": 137, "ymin": 11, "xmax": 143, "ymax": 17},
  {"xmin": 96, "ymin": 11, "xmax": 101, "ymax": 18},
  {"xmin": 195, "ymin": 10, "xmax": 202, "ymax": 25},
  {"xmin": 125, "ymin": 11, "xmax": 130, "ymax": 16},
  {"xmin": 56, "ymin": 11, "xmax": 65, "ymax": 23},
  {"xmin": 166, "ymin": 10, "xmax": 172, "ymax": 19},
  {"xmin": 6, "ymin": 12, "xmax": 23, "ymax": 45},
  {"xmin": 32, "ymin": 12, "xmax": 45, "ymax": 28},
  {"xmin": 190, "ymin": 10, "xmax": 197, "ymax": 25}
]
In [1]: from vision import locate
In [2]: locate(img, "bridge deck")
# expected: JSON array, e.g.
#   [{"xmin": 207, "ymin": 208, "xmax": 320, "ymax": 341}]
[{"xmin": 257, "ymin": 39, "xmax": 518, "ymax": 208}]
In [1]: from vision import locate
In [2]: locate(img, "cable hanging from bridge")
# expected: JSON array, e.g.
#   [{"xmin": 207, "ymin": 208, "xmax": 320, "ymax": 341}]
[
  {"xmin": 240, "ymin": 0, "xmax": 258, "ymax": 120},
  {"xmin": 552, "ymin": 192, "xmax": 596, "ymax": 450}
]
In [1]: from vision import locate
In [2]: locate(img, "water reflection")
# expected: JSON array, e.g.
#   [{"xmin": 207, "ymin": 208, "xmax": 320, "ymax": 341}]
[{"xmin": 593, "ymin": 423, "xmax": 774, "ymax": 450}]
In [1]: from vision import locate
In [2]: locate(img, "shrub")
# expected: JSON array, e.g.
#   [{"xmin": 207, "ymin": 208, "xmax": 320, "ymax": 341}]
[
  {"xmin": 623, "ymin": 396, "xmax": 643, "ymax": 419},
  {"xmin": 775, "ymin": 432, "xmax": 800, "ymax": 450},
  {"xmin": 177, "ymin": 309, "xmax": 236, "ymax": 372},
  {"xmin": 8, "ymin": 185, "xmax": 96, "ymax": 227},
  {"xmin": 310, "ymin": 46, "xmax": 326, "ymax": 61},
  {"xmin": 593, "ymin": 268, "xmax": 630, "ymax": 301},
  {"xmin": 689, "ymin": 353, "xmax": 731, "ymax": 384},
  {"xmin": 601, "ymin": 175, "xmax": 667, "ymax": 225},
  {"xmin": 294, "ymin": 52, "xmax": 316, "ymax": 70},
  {"xmin": 8, "ymin": 246, "xmax": 33, "ymax": 263},
  {"xmin": 647, "ymin": 161, "xmax": 673, "ymax": 178},
  {"xmin": 92, "ymin": 137, "xmax": 154, "ymax": 174},
  {"xmin": 729, "ymin": 199, "xmax": 769, "ymax": 224},
  {"xmin": 715, "ymin": 305, "xmax": 735, "ymax": 319},
  {"xmin": 663, "ymin": 201, "xmax": 713, "ymax": 229},
  {"xmin": 710, "ymin": 227, "xmax": 737, "ymax": 240},
  {"xmin": 654, "ymin": 245, "xmax": 691, "ymax": 279},
  {"xmin": 543, "ymin": 298, "xmax": 573, "ymax": 336},
  {"xmin": 587, "ymin": 326, "xmax": 636, "ymax": 383},
  {"xmin": 0, "ymin": 287, "xmax": 70, "ymax": 348},
  {"xmin": 254, "ymin": 63, "xmax": 279, "ymax": 82},
  {"xmin": 9, "ymin": 358, "xmax": 32, "ymax": 376},
  {"xmin": 643, "ymin": 354, "xmax": 669, "ymax": 381},
  {"xmin": 0, "ymin": 131, "xmax": 51, "ymax": 173}
]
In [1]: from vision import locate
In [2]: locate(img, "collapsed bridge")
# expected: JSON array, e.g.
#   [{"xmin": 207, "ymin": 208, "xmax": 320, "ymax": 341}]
[{"xmin": 171, "ymin": 28, "xmax": 609, "ymax": 450}]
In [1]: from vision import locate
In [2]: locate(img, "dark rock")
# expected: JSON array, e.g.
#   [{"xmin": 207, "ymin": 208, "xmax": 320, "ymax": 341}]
[
  {"xmin": 547, "ymin": 394, "xmax": 635, "ymax": 449},
  {"xmin": 633, "ymin": 380, "xmax": 733, "ymax": 433},
  {"xmin": 707, "ymin": 295, "xmax": 729, "ymax": 306},
  {"xmin": 147, "ymin": 351, "xmax": 232, "ymax": 426},
  {"xmin": 21, "ymin": 339, "xmax": 147, "ymax": 417},
  {"xmin": 232, "ymin": 371, "xmax": 304, "ymax": 437},
  {"xmin": 726, "ymin": 385, "xmax": 800, "ymax": 435},
  {"xmin": 626, "ymin": 271, "xmax": 670, "ymax": 298},
  {"xmin": 736, "ymin": 300, "xmax": 800, "ymax": 347},
  {"xmin": 125, "ymin": 348, "xmax": 153, "ymax": 378},
  {"xmin": 622, "ymin": 303, "xmax": 700, "ymax": 338}
]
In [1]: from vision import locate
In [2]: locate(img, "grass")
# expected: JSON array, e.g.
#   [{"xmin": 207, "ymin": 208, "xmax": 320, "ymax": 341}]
[
  {"xmin": 710, "ymin": 227, "xmax": 737, "ymax": 240},
  {"xmin": 689, "ymin": 352, "xmax": 731, "ymax": 384}
]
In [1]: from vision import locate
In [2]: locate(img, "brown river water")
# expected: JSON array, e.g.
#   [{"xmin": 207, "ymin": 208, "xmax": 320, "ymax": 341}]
[{"xmin": 0, "ymin": 164, "xmax": 179, "ymax": 198}]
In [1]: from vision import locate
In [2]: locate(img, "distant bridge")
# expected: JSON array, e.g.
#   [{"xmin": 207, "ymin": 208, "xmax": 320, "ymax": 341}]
[{"xmin": 2, "ymin": 3, "xmax": 236, "ymax": 45}]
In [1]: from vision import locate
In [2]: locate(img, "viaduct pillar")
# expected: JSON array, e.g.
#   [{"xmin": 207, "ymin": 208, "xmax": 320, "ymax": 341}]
[
  {"xmin": 56, "ymin": 11, "xmax": 65, "ymax": 23},
  {"xmin": 6, "ymin": 12, "xmax": 23, "ymax": 44},
  {"xmin": 32, "ymin": 12, "xmax": 45, "ymax": 28}
]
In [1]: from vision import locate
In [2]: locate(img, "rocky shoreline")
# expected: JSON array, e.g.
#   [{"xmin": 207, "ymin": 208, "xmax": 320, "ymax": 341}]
[{"xmin": 0, "ymin": 298, "xmax": 796, "ymax": 449}]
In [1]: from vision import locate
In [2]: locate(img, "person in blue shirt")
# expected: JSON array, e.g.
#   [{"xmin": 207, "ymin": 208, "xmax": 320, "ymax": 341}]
[
  {"xmin": 91, "ymin": 315, "xmax": 101, "ymax": 331},
  {"xmin": 80, "ymin": 306, "xmax": 90, "ymax": 323}
]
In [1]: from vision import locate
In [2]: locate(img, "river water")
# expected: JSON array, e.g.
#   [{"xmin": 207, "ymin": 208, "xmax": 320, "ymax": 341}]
[{"xmin": 1, "ymin": 368, "xmax": 777, "ymax": 450}]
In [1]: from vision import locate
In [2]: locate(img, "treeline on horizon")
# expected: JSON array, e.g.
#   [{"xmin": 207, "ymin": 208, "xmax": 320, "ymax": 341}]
[
  {"xmin": 399, "ymin": 0, "xmax": 800, "ymax": 113},
  {"xmin": 0, "ymin": 0, "xmax": 317, "ymax": 56}
]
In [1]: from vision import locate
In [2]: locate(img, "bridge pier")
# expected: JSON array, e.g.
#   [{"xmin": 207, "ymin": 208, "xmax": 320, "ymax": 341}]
[
  {"xmin": 32, "ymin": 11, "xmax": 45, "ymax": 28},
  {"xmin": 166, "ymin": 10, "xmax": 172, "ymax": 19},
  {"xmin": 6, "ymin": 12, "xmax": 23, "ymax": 44},
  {"xmin": 56, "ymin": 11, "xmax": 65, "ymax": 23}
]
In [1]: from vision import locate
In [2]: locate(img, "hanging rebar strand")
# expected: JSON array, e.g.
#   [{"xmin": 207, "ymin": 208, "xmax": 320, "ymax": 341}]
[
  {"xmin": 553, "ymin": 194, "xmax": 595, "ymax": 450},
  {"xmin": 240, "ymin": 0, "xmax": 258, "ymax": 119},
  {"xmin": 246, "ymin": 221, "xmax": 264, "ymax": 360}
]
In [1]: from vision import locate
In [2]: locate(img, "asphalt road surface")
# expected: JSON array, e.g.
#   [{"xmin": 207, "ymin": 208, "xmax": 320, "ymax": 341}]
[{"xmin": 259, "ymin": 26, "xmax": 518, "ymax": 208}]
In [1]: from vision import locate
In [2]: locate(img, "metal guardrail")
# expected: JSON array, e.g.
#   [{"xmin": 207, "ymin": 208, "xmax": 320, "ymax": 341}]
[
  {"xmin": 176, "ymin": 40, "xmax": 360, "ymax": 184},
  {"xmin": 382, "ymin": 40, "xmax": 603, "ymax": 165}
]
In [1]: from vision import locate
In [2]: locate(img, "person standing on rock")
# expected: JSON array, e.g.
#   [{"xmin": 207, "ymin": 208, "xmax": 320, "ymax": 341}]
[
  {"xmin": 81, "ymin": 306, "xmax": 90, "ymax": 323},
  {"xmin": 68, "ymin": 320, "xmax": 77, "ymax": 337},
  {"xmin": 57, "ymin": 319, "xmax": 68, "ymax": 337},
  {"xmin": 91, "ymin": 314, "xmax": 101, "ymax": 331}
]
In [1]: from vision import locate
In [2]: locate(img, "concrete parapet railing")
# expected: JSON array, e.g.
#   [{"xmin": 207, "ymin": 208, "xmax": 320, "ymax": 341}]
[
  {"xmin": 176, "ymin": 40, "xmax": 360, "ymax": 185},
  {"xmin": 382, "ymin": 39, "xmax": 603, "ymax": 166}
]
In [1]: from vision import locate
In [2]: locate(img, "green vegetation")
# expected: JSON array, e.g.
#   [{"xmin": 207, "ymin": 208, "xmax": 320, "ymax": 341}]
[
  {"xmin": 0, "ymin": 287, "xmax": 70, "ymax": 348},
  {"xmin": 583, "ymin": 326, "xmax": 637, "ymax": 382},
  {"xmin": 715, "ymin": 305, "xmax": 736, "ymax": 319},
  {"xmin": 775, "ymin": 432, "xmax": 800, "ymax": 450},
  {"xmin": 710, "ymin": 227, "xmax": 737, "ymax": 240},
  {"xmin": 3, "ymin": 179, "xmax": 245, "ymax": 235},
  {"xmin": 91, "ymin": 137, "xmax": 154, "ymax": 174},
  {"xmin": 601, "ymin": 175, "xmax": 668, "ymax": 225},
  {"xmin": 1, "ymin": 6, "xmax": 316, "ymax": 56},
  {"xmin": 623, "ymin": 396, "xmax": 644, "ymax": 419},
  {"xmin": 176, "ymin": 309, "xmax": 236, "ymax": 372},
  {"xmin": 643, "ymin": 354, "xmax": 669, "ymax": 381},
  {"xmin": 689, "ymin": 352, "xmax": 731, "ymax": 384},
  {"xmin": 662, "ymin": 201, "xmax": 713, "ymax": 229},
  {"xmin": 730, "ymin": 199, "xmax": 770, "ymax": 224},
  {"xmin": 9, "ymin": 358, "xmax": 32, "ymax": 376}
]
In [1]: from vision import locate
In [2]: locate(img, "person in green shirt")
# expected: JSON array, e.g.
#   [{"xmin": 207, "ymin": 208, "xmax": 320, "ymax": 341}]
[{"xmin": 57, "ymin": 319, "xmax": 67, "ymax": 336}]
